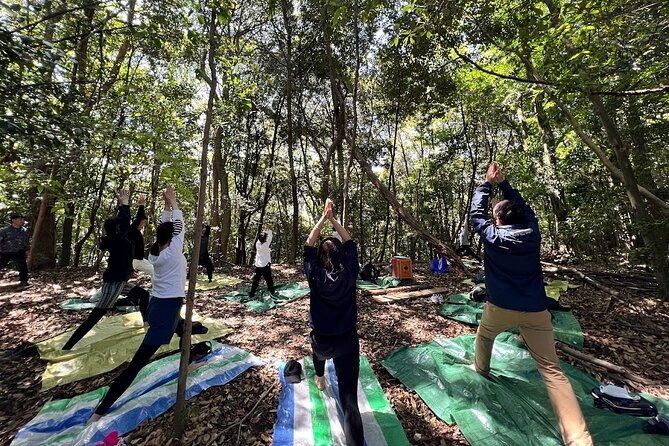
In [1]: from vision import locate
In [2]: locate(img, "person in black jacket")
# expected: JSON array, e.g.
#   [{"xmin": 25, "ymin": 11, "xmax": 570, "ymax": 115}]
[
  {"xmin": 471, "ymin": 162, "xmax": 592, "ymax": 446},
  {"xmin": 304, "ymin": 199, "xmax": 363, "ymax": 446},
  {"xmin": 198, "ymin": 223, "xmax": 214, "ymax": 282},
  {"xmin": 63, "ymin": 191, "xmax": 149, "ymax": 350}
]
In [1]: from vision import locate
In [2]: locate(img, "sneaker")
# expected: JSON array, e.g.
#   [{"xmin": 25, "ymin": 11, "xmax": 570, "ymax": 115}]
[{"xmin": 19, "ymin": 281, "xmax": 31, "ymax": 288}]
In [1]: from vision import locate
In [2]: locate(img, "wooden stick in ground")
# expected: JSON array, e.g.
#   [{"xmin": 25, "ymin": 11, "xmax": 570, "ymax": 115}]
[
  {"xmin": 360, "ymin": 284, "xmax": 431, "ymax": 296},
  {"xmin": 555, "ymin": 342, "xmax": 655, "ymax": 386},
  {"xmin": 172, "ymin": 7, "xmax": 218, "ymax": 439}
]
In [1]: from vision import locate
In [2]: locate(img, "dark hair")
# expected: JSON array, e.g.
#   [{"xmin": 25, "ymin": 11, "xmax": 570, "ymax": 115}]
[
  {"xmin": 103, "ymin": 217, "xmax": 121, "ymax": 236},
  {"xmin": 318, "ymin": 237, "xmax": 343, "ymax": 272},
  {"xmin": 258, "ymin": 231, "xmax": 268, "ymax": 244},
  {"xmin": 150, "ymin": 221, "xmax": 174, "ymax": 256},
  {"xmin": 493, "ymin": 200, "xmax": 525, "ymax": 225}
]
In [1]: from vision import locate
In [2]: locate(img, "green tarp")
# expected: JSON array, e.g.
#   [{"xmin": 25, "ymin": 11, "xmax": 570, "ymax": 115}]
[
  {"xmin": 356, "ymin": 276, "xmax": 401, "ymax": 290},
  {"xmin": 381, "ymin": 333, "xmax": 669, "ymax": 446},
  {"xmin": 58, "ymin": 298, "xmax": 137, "ymax": 313},
  {"xmin": 460, "ymin": 280, "xmax": 580, "ymax": 301},
  {"xmin": 216, "ymin": 282, "xmax": 310, "ymax": 313},
  {"xmin": 438, "ymin": 294, "xmax": 584, "ymax": 349}
]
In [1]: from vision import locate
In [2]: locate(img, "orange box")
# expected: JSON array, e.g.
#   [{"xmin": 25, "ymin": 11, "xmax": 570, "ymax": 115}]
[{"xmin": 391, "ymin": 256, "xmax": 413, "ymax": 280}]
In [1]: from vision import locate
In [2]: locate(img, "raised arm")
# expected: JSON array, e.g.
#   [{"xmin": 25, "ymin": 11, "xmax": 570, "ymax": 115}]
[
  {"xmin": 131, "ymin": 194, "xmax": 147, "ymax": 229},
  {"xmin": 470, "ymin": 182, "xmax": 493, "ymax": 235},
  {"xmin": 307, "ymin": 214, "xmax": 328, "ymax": 246},
  {"xmin": 330, "ymin": 218, "xmax": 351, "ymax": 243},
  {"xmin": 323, "ymin": 199, "xmax": 351, "ymax": 242},
  {"xmin": 263, "ymin": 223, "xmax": 273, "ymax": 245},
  {"xmin": 164, "ymin": 185, "xmax": 184, "ymax": 251},
  {"xmin": 116, "ymin": 190, "xmax": 131, "ymax": 234}
]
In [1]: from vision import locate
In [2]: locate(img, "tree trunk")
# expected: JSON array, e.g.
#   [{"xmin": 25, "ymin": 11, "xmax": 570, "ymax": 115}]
[
  {"xmin": 59, "ymin": 202, "xmax": 75, "ymax": 267},
  {"xmin": 281, "ymin": 0, "xmax": 299, "ymax": 264},
  {"xmin": 73, "ymin": 147, "xmax": 112, "ymax": 266},
  {"xmin": 587, "ymin": 94, "xmax": 669, "ymax": 298},
  {"xmin": 28, "ymin": 182, "xmax": 57, "ymax": 270}
]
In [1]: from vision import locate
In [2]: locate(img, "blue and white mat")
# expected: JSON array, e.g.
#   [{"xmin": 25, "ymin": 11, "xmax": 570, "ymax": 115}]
[
  {"xmin": 273, "ymin": 356, "xmax": 410, "ymax": 446},
  {"xmin": 12, "ymin": 343, "xmax": 263, "ymax": 446}
]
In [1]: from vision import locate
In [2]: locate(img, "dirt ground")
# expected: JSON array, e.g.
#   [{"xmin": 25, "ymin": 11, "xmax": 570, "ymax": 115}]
[{"xmin": 0, "ymin": 261, "xmax": 667, "ymax": 445}]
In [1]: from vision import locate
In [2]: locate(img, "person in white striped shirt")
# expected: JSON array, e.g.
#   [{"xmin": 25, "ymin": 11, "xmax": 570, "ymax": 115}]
[{"xmin": 89, "ymin": 185, "xmax": 196, "ymax": 422}]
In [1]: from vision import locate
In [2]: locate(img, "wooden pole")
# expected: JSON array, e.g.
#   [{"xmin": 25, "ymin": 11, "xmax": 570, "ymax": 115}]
[
  {"xmin": 555, "ymin": 342, "xmax": 655, "ymax": 386},
  {"xmin": 172, "ymin": 7, "xmax": 218, "ymax": 439}
]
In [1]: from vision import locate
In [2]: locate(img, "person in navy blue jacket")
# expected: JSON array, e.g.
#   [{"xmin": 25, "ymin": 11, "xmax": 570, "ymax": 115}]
[
  {"xmin": 304, "ymin": 199, "xmax": 363, "ymax": 446},
  {"xmin": 470, "ymin": 162, "xmax": 592, "ymax": 446}
]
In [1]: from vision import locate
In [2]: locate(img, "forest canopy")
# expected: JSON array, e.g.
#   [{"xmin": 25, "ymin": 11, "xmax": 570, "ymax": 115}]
[{"xmin": 1, "ymin": 0, "xmax": 667, "ymax": 296}]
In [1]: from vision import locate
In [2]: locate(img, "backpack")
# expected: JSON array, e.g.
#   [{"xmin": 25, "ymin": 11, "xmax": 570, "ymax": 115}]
[
  {"xmin": 431, "ymin": 257, "xmax": 449, "ymax": 274},
  {"xmin": 360, "ymin": 262, "xmax": 379, "ymax": 283},
  {"xmin": 592, "ymin": 385, "xmax": 658, "ymax": 417},
  {"xmin": 645, "ymin": 414, "xmax": 669, "ymax": 436},
  {"xmin": 469, "ymin": 286, "xmax": 486, "ymax": 303}
]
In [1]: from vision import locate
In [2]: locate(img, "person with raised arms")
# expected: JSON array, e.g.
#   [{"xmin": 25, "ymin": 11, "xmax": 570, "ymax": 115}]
[
  {"xmin": 63, "ymin": 190, "xmax": 149, "ymax": 350},
  {"xmin": 304, "ymin": 199, "xmax": 363, "ymax": 446},
  {"xmin": 89, "ymin": 185, "xmax": 199, "ymax": 422},
  {"xmin": 249, "ymin": 222, "xmax": 276, "ymax": 298},
  {"xmin": 470, "ymin": 162, "xmax": 593, "ymax": 446}
]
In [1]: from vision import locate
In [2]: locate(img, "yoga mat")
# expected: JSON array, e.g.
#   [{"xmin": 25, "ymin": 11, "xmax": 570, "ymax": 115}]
[
  {"xmin": 216, "ymin": 282, "xmax": 310, "ymax": 313},
  {"xmin": 37, "ymin": 311, "xmax": 233, "ymax": 390},
  {"xmin": 195, "ymin": 273, "xmax": 243, "ymax": 291},
  {"xmin": 438, "ymin": 294, "xmax": 584, "ymax": 349},
  {"xmin": 356, "ymin": 276, "xmax": 401, "ymax": 290},
  {"xmin": 273, "ymin": 356, "xmax": 410, "ymax": 446},
  {"xmin": 381, "ymin": 333, "xmax": 669, "ymax": 446},
  {"xmin": 12, "ymin": 343, "xmax": 263, "ymax": 446}
]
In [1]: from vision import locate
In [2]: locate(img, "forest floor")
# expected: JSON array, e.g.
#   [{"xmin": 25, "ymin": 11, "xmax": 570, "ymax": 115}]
[{"xmin": 0, "ymin": 260, "xmax": 667, "ymax": 446}]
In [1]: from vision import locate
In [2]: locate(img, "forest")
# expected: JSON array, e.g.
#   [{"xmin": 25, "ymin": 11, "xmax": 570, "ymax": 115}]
[{"xmin": 1, "ymin": 0, "xmax": 668, "ymax": 445}]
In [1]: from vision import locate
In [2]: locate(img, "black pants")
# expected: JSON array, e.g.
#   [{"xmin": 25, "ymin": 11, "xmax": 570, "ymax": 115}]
[
  {"xmin": 62, "ymin": 286, "xmax": 150, "ymax": 351},
  {"xmin": 198, "ymin": 253, "xmax": 214, "ymax": 281},
  {"xmin": 94, "ymin": 341, "xmax": 161, "ymax": 415},
  {"xmin": 94, "ymin": 315, "xmax": 191, "ymax": 416},
  {"xmin": 456, "ymin": 245, "xmax": 481, "ymax": 261},
  {"xmin": 250, "ymin": 264, "xmax": 275, "ymax": 297},
  {"xmin": 311, "ymin": 329, "xmax": 363, "ymax": 446},
  {"xmin": 0, "ymin": 251, "xmax": 28, "ymax": 282}
]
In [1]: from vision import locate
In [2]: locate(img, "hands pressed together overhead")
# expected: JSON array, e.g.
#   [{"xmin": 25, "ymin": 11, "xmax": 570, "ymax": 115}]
[
  {"xmin": 485, "ymin": 161, "xmax": 505, "ymax": 186},
  {"xmin": 117, "ymin": 189, "xmax": 130, "ymax": 206},
  {"xmin": 163, "ymin": 185, "xmax": 179, "ymax": 210},
  {"xmin": 324, "ymin": 198, "xmax": 334, "ymax": 221}
]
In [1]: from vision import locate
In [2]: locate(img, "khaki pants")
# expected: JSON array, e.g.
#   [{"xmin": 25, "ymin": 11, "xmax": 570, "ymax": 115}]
[{"xmin": 475, "ymin": 302, "xmax": 593, "ymax": 446}]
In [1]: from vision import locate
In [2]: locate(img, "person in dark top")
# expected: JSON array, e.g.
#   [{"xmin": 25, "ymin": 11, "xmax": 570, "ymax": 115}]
[
  {"xmin": 63, "ymin": 191, "xmax": 150, "ymax": 350},
  {"xmin": 470, "ymin": 162, "xmax": 592, "ymax": 446},
  {"xmin": 198, "ymin": 223, "xmax": 214, "ymax": 282},
  {"xmin": 304, "ymin": 199, "xmax": 363, "ymax": 446},
  {"xmin": 0, "ymin": 212, "xmax": 31, "ymax": 287}
]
